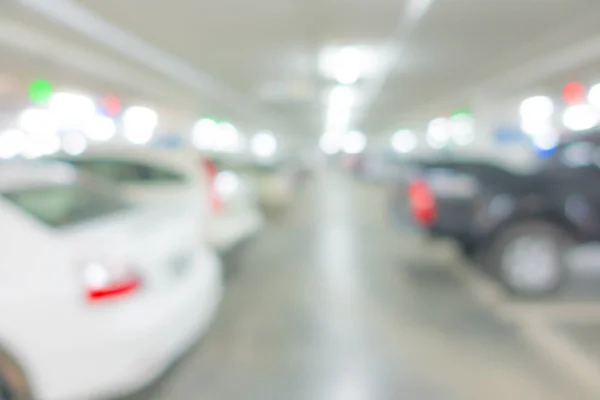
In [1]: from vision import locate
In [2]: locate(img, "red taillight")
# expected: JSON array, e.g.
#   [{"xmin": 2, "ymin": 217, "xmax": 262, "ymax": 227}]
[
  {"xmin": 83, "ymin": 262, "xmax": 142, "ymax": 302},
  {"xmin": 87, "ymin": 279, "xmax": 141, "ymax": 301},
  {"xmin": 408, "ymin": 178, "xmax": 436, "ymax": 226},
  {"xmin": 199, "ymin": 159, "xmax": 223, "ymax": 214}
]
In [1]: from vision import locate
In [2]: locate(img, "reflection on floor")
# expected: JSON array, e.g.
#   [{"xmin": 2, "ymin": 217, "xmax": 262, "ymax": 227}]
[{"xmin": 124, "ymin": 171, "xmax": 593, "ymax": 400}]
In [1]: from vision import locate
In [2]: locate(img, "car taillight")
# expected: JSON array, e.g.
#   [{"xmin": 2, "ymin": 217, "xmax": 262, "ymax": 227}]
[
  {"xmin": 82, "ymin": 262, "xmax": 142, "ymax": 302},
  {"xmin": 199, "ymin": 159, "xmax": 223, "ymax": 214},
  {"xmin": 408, "ymin": 178, "xmax": 436, "ymax": 226}
]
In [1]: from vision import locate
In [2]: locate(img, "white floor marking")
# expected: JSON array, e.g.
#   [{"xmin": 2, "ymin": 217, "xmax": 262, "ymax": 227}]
[{"xmin": 521, "ymin": 320, "xmax": 600, "ymax": 394}]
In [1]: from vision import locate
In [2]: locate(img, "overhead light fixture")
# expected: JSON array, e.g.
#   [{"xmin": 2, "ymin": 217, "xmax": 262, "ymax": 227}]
[
  {"xmin": 320, "ymin": 133, "xmax": 342, "ymax": 155},
  {"xmin": 520, "ymin": 96, "xmax": 553, "ymax": 122},
  {"xmin": 122, "ymin": 106, "xmax": 158, "ymax": 144},
  {"xmin": 562, "ymin": 104, "xmax": 599, "ymax": 132},
  {"xmin": 588, "ymin": 83, "xmax": 600, "ymax": 108},
  {"xmin": 49, "ymin": 92, "xmax": 96, "ymax": 122},
  {"xmin": 191, "ymin": 118, "xmax": 219, "ymax": 150},
  {"xmin": 61, "ymin": 132, "xmax": 88, "ymax": 156},
  {"xmin": 450, "ymin": 113, "xmax": 475, "ymax": 146},
  {"xmin": 320, "ymin": 47, "xmax": 373, "ymax": 85},
  {"xmin": 212, "ymin": 122, "xmax": 242, "ymax": 153},
  {"xmin": 343, "ymin": 130, "xmax": 367, "ymax": 154},
  {"xmin": 426, "ymin": 118, "xmax": 450, "ymax": 149},
  {"xmin": 0, "ymin": 129, "xmax": 26, "ymax": 159},
  {"xmin": 532, "ymin": 132, "xmax": 559, "ymax": 151},
  {"xmin": 19, "ymin": 108, "xmax": 59, "ymax": 136},
  {"xmin": 22, "ymin": 133, "xmax": 61, "ymax": 159},
  {"xmin": 392, "ymin": 130, "xmax": 418, "ymax": 153},
  {"xmin": 326, "ymin": 85, "xmax": 355, "ymax": 133},
  {"xmin": 521, "ymin": 119, "xmax": 554, "ymax": 137},
  {"xmin": 85, "ymin": 115, "xmax": 116, "ymax": 142},
  {"xmin": 251, "ymin": 131, "xmax": 277, "ymax": 158}
]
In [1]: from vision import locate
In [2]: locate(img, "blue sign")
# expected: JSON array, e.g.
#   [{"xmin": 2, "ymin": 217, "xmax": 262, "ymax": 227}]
[
  {"xmin": 494, "ymin": 125, "xmax": 524, "ymax": 144},
  {"xmin": 153, "ymin": 134, "xmax": 183, "ymax": 148}
]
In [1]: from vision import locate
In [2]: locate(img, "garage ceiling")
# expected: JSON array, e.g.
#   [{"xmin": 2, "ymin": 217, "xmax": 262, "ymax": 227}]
[{"xmin": 3, "ymin": 0, "xmax": 600, "ymax": 140}]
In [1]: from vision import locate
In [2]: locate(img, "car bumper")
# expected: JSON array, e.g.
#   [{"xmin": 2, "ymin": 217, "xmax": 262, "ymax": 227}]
[
  {"xmin": 31, "ymin": 248, "xmax": 222, "ymax": 400},
  {"xmin": 207, "ymin": 208, "xmax": 263, "ymax": 252}
]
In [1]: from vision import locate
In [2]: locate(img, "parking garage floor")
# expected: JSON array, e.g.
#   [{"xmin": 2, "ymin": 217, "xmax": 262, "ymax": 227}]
[{"xmin": 126, "ymin": 171, "xmax": 599, "ymax": 400}]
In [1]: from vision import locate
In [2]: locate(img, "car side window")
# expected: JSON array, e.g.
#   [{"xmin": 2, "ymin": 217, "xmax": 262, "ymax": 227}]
[{"xmin": 71, "ymin": 159, "xmax": 185, "ymax": 183}]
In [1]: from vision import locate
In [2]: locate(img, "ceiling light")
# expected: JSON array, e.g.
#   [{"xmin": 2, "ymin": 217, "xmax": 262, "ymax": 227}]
[
  {"xmin": 123, "ymin": 106, "xmax": 158, "ymax": 144},
  {"xmin": 520, "ymin": 96, "xmax": 553, "ymax": 121},
  {"xmin": 214, "ymin": 123, "xmax": 241, "ymax": 153},
  {"xmin": 0, "ymin": 129, "xmax": 26, "ymax": 159},
  {"xmin": 192, "ymin": 118, "xmax": 219, "ymax": 150},
  {"xmin": 320, "ymin": 133, "xmax": 342, "ymax": 155},
  {"xmin": 326, "ymin": 85, "xmax": 355, "ymax": 133},
  {"xmin": 61, "ymin": 132, "xmax": 88, "ymax": 156},
  {"xmin": 562, "ymin": 104, "xmax": 599, "ymax": 132},
  {"xmin": 521, "ymin": 120, "xmax": 554, "ymax": 137},
  {"xmin": 343, "ymin": 130, "xmax": 367, "ymax": 154},
  {"xmin": 426, "ymin": 118, "xmax": 450, "ymax": 149},
  {"xmin": 391, "ymin": 130, "xmax": 417, "ymax": 153},
  {"xmin": 251, "ymin": 131, "xmax": 277, "ymax": 158},
  {"xmin": 85, "ymin": 115, "xmax": 116, "ymax": 141},
  {"xmin": 320, "ymin": 47, "xmax": 371, "ymax": 85},
  {"xmin": 19, "ymin": 108, "xmax": 59, "ymax": 136},
  {"xmin": 22, "ymin": 133, "xmax": 61, "ymax": 159},
  {"xmin": 532, "ymin": 130, "xmax": 559, "ymax": 151},
  {"xmin": 588, "ymin": 84, "xmax": 600, "ymax": 108},
  {"xmin": 49, "ymin": 93, "xmax": 97, "ymax": 126},
  {"xmin": 450, "ymin": 113, "xmax": 475, "ymax": 146}
]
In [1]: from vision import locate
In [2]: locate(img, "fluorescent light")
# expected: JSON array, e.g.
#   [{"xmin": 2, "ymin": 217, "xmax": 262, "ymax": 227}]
[
  {"xmin": 450, "ymin": 113, "xmax": 475, "ymax": 146},
  {"xmin": 61, "ymin": 132, "xmax": 87, "ymax": 155},
  {"xmin": 49, "ymin": 92, "xmax": 96, "ymax": 129},
  {"xmin": 532, "ymin": 130, "xmax": 559, "ymax": 151},
  {"xmin": 251, "ymin": 131, "xmax": 277, "ymax": 158},
  {"xmin": 320, "ymin": 47, "xmax": 371, "ymax": 85},
  {"xmin": 326, "ymin": 85, "xmax": 355, "ymax": 133},
  {"xmin": 562, "ymin": 104, "xmax": 599, "ymax": 132},
  {"xmin": 85, "ymin": 115, "xmax": 116, "ymax": 141},
  {"xmin": 320, "ymin": 133, "xmax": 342, "ymax": 155},
  {"xmin": 19, "ymin": 108, "xmax": 58, "ymax": 136},
  {"xmin": 343, "ymin": 130, "xmax": 367, "ymax": 154},
  {"xmin": 392, "ymin": 130, "xmax": 417, "ymax": 153},
  {"xmin": 22, "ymin": 133, "xmax": 61, "ymax": 159},
  {"xmin": 191, "ymin": 118, "xmax": 219, "ymax": 150},
  {"xmin": 214, "ymin": 123, "xmax": 241, "ymax": 153},
  {"xmin": 520, "ymin": 96, "xmax": 553, "ymax": 121},
  {"xmin": 427, "ymin": 118, "xmax": 450, "ymax": 149},
  {"xmin": 0, "ymin": 129, "xmax": 26, "ymax": 159},
  {"xmin": 214, "ymin": 171, "xmax": 240, "ymax": 197},
  {"xmin": 123, "ymin": 106, "xmax": 158, "ymax": 144},
  {"xmin": 589, "ymin": 84, "xmax": 600, "ymax": 108}
]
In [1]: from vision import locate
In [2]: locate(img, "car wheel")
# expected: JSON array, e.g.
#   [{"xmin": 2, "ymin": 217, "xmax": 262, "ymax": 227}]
[
  {"xmin": 0, "ymin": 352, "xmax": 32, "ymax": 400},
  {"xmin": 458, "ymin": 240, "xmax": 479, "ymax": 260},
  {"xmin": 487, "ymin": 221, "xmax": 574, "ymax": 297}
]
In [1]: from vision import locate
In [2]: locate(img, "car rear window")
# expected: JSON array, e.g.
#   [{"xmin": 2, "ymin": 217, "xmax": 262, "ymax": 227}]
[
  {"xmin": 63, "ymin": 159, "xmax": 186, "ymax": 184},
  {"xmin": 1, "ymin": 184, "xmax": 129, "ymax": 228}
]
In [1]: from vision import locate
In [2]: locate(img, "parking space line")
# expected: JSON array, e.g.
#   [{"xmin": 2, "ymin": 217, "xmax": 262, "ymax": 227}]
[{"xmin": 521, "ymin": 321, "xmax": 600, "ymax": 395}]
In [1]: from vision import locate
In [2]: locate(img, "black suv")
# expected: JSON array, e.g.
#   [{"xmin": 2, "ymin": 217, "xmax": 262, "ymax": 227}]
[{"xmin": 391, "ymin": 132, "xmax": 600, "ymax": 296}]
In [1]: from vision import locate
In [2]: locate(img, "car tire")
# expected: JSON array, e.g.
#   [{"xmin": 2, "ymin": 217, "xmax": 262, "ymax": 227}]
[
  {"xmin": 458, "ymin": 240, "xmax": 479, "ymax": 261},
  {"xmin": 0, "ymin": 351, "xmax": 33, "ymax": 400},
  {"xmin": 486, "ymin": 220, "xmax": 574, "ymax": 297}
]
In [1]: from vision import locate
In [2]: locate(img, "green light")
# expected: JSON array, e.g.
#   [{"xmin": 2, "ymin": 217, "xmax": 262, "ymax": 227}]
[
  {"xmin": 451, "ymin": 108, "xmax": 471, "ymax": 117},
  {"xmin": 29, "ymin": 79, "xmax": 53, "ymax": 104}
]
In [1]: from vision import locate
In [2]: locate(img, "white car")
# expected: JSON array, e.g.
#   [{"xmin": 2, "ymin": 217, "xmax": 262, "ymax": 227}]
[
  {"xmin": 0, "ymin": 161, "xmax": 222, "ymax": 400},
  {"xmin": 55, "ymin": 147, "xmax": 264, "ymax": 252}
]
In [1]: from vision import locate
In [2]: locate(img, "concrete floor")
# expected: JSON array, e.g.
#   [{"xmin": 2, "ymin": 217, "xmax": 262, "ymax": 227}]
[{"xmin": 125, "ymin": 171, "xmax": 595, "ymax": 400}]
